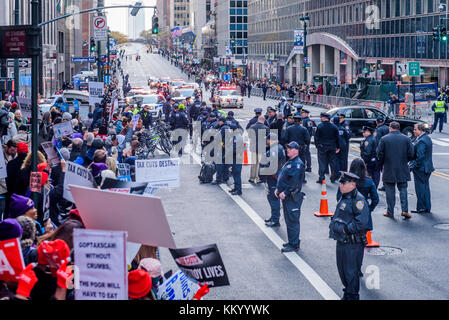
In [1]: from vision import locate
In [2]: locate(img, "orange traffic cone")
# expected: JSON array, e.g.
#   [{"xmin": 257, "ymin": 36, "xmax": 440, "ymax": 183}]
[
  {"xmin": 314, "ymin": 180, "xmax": 334, "ymax": 217},
  {"xmin": 365, "ymin": 231, "xmax": 379, "ymax": 247},
  {"xmin": 243, "ymin": 143, "xmax": 250, "ymax": 165}
]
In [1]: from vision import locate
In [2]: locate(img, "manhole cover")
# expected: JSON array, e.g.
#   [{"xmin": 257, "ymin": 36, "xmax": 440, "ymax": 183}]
[
  {"xmin": 365, "ymin": 246, "xmax": 403, "ymax": 256},
  {"xmin": 434, "ymin": 223, "xmax": 449, "ymax": 230}
]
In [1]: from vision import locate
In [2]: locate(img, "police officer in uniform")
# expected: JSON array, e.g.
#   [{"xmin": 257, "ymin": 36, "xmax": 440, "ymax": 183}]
[
  {"xmin": 315, "ymin": 112, "xmax": 340, "ymax": 183},
  {"xmin": 329, "ymin": 172, "xmax": 370, "ymax": 300},
  {"xmin": 332, "ymin": 116, "xmax": 350, "ymax": 174},
  {"xmin": 246, "ymin": 108, "xmax": 268, "ymax": 129},
  {"xmin": 260, "ymin": 133, "xmax": 286, "ymax": 227},
  {"xmin": 374, "ymin": 116, "xmax": 389, "ymax": 191},
  {"xmin": 275, "ymin": 141, "xmax": 306, "ymax": 253},
  {"xmin": 360, "ymin": 126, "xmax": 379, "ymax": 187},
  {"xmin": 431, "ymin": 96, "xmax": 449, "ymax": 133},
  {"xmin": 301, "ymin": 109, "xmax": 313, "ymax": 172},
  {"xmin": 285, "ymin": 114, "xmax": 310, "ymax": 182},
  {"xmin": 280, "ymin": 114, "xmax": 294, "ymax": 146}
]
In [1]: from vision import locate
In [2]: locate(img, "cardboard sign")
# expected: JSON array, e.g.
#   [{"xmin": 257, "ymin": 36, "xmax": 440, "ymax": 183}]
[
  {"xmin": 41, "ymin": 141, "xmax": 61, "ymax": 167},
  {"xmin": 135, "ymin": 159, "xmax": 180, "ymax": 188},
  {"xmin": 116, "ymin": 163, "xmax": 131, "ymax": 182},
  {"xmin": 156, "ymin": 270, "xmax": 200, "ymax": 300},
  {"xmin": 69, "ymin": 186, "xmax": 176, "ymax": 248},
  {"xmin": 30, "ymin": 172, "xmax": 42, "ymax": 193},
  {"xmin": 0, "ymin": 238, "xmax": 26, "ymax": 282},
  {"xmin": 170, "ymin": 244, "xmax": 230, "ymax": 287},
  {"xmin": 100, "ymin": 178, "xmax": 148, "ymax": 195},
  {"xmin": 53, "ymin": 121, "xmax": 73, "ymax": 139},
  {"xmin": 63, "ymin": 162, "xmax": 95, "ymax": 203},
  {"xmin": 73, "ymin": 229, "xmax": 127, "ymax": 300},
  {"xmin": 89, "ymin": 82, "xmax": 104, "ymax": 106},
  {"xmin": 0, "ymin": 146, "xmax": 7, "ymax": 179},
  {"xmin": 131, "ymin": 114, "xmax": 140, "ymax": 130}
]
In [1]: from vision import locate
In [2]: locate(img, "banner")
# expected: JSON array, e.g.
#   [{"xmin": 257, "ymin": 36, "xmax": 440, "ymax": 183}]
[
  {"xmin": 135, "ymin": 159, "xmax": 180, "ymax": 188},
  {"xmin": 0, "ymin": 238, "xmax": 26, "ymax": 282},
  {"xmin": 89, "ymin": 81, "xmax": 104, "ymax": 106},
  {"xmin": 73, "ymin": 229, "xmax": 127, "ymax": 300},
  {"xmin": 63, "ymin": 162, "xmax": 95, "ymax": 203},
  {"xmin": 294, "ymin": 29, "xmax": 304, "ymax": 54},
  {"xmin": 116, "ymin": 163, "xmax": 131, "ymax": 181},
  {"xmin": 132, "ymin": 114, "xmax": 140, "ymax": 130},
  {"xmin": 30, "ymin": 172, "xmax": 42, "ymax": 193},
  {"xmin": 41, "ymin": 141, "xmax": 61, "ymax": 167},
  {"xmin": 53, "ymin": 121, "xmax": 73, "ymax": 139},
  {"xmin": 70, "ymin": 186, "xmax": 176, "ymax": 248},
  {"xmin": 156, "ymin": 270, "xmax": 200, "ymax": 300},
  {"xmin": 17, "ymin": 97, "xmax": 33, "ymax": 119},
  {"xmin": 0, "ymin": 146, "xmax": 7, "ymax": 179},
  {"xmin": 169, "ymin": 244, "xmax": 230, "ymax": 287},
  {"xmin": 100, "ymin": 178, "xmax": 148, "ymax": 195}
]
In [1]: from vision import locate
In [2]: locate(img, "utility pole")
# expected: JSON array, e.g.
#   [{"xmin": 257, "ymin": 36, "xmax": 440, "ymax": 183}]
[
  {"xmin": 300, "ymin": 15, "xmax": 309, "ymax": 85},
  {"xmin": 107, "ymin": 28, "xmax": 110, "ymax": 80},
  {"xmin": 14, "ymin": 0, "xmax": 19, "ymax": 101},
  {"xmin": 97, "ymin": 0, "xmax": 104, "ymax": 82}
]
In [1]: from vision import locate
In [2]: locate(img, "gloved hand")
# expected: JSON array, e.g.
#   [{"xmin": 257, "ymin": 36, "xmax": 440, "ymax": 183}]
[
  {"xmin": 56, "ymin": 261, "xmax": 73, "ymax": 289},
  {"xmin": 16, "ymin": 264, "xmax": 38, "ymax": 299},
  {"xmin": 193, "ymin": 284, "xmax": 209, "ymax": 300}
]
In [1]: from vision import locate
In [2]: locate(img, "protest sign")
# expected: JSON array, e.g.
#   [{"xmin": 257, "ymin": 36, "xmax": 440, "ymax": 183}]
[
  {"xmin": 63, "ymin": 162, "xmax": 95, "ymax": 203},
  {"xmin": 41, "ymin": 141, "xmax": 60, "ymax": 167},
  {"xmin": 170, "ymin": 244, "xmax": 230, "ymax": 287},
  {"xmin": 135, "ymin": 158, "xmax": 180, "ymax": 188},
  {"xmin": 53, "ymin": 121, "xmax": 73, "ymax": 139},
  {"xmin": 0, "ymin": 238, "xmax": 26, "ymax": 282},
  {"xmin": 116, "ymin": 163, "xmax": 131, "ymax": 182},
  {"xmin": 73, "ymin": 229, "xmax": 127, "ymax": 300},
  {"xmin": 100, "ymin": 178, "xmax": 148, "ymax": 195},
  {"xmin": 70, "ymin": 186, "xmax": 176, "ymax": 248},
  {"xmin": 0, "ymin": 146, "xmax": 7, "ymax": 179},
  {"xmin": 30, "ymin": 172, "xmax": 42, "ymax": 193},
  {"xmin": 132, "ymin": 114, "xmax": 140, "ymax": 130},
  {"xmin": 89, "ymin": 81, "xmax": 104, "ymax": 106},
  {"xmin": 156, "ymin": 270, "xmax": 201, "ymax": 300}
]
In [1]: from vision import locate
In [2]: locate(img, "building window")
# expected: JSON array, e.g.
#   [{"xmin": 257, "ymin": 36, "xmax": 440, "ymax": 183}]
[{"xmin": 58, "ymin": 32, "xmax": 64, "ymax": 53}]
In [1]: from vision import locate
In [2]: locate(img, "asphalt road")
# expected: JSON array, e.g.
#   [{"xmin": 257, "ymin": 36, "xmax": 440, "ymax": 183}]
[{"xmin": 119, "ymin": 43, "xmax": 449, "ymax": 300}]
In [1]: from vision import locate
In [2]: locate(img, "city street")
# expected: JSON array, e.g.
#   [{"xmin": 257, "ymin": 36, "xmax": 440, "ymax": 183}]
[{"xmin": 121, "ymin": 43, "xmax": 449, "ymax": 300}]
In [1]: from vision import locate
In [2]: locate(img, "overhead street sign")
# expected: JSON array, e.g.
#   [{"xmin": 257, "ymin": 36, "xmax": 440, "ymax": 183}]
[
  {"xmin": 6, "ymin": 59, "xmax": 29, "ymax": 68},
  {"xmin": 93, "ymin": 16, "xmax": 108, "ymax": 41},
  {"xmin": 408, "ymin": 61, "xmax": 420, "ymax": 77},
  {"xmin": 71, "ymin": 57, "xmax": 96, "ymax": 63}
]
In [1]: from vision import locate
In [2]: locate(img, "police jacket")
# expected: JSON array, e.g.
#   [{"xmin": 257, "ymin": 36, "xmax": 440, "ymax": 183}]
[
  {"xmin": 162, "ymin": 102, "xmax": 172, "ymax": 120},
  {"xmin": 338, "ymin": 121, "xmax": 351, "ymax": 146},
  {"xmin": 314, "ymin": 121, "xmax": 340, "ymax": 150},
  {"xmin": 374, "ymin": 124, "xmax": 389, "ymax": 144},
  {"xmin": 248, "ymin": 122, "xmax": 269, "ymax": 153},
  {"xmin": 360, "ymin": 134, "xmax": 377, "ymax": 165},
  {"xmin": 280, "ymin": 121, "xmax": 294, "ymax": 146},
  {"xmin": 246, "ymin": 116, "xmax": 268, "ymax": 129},
  {"xmin": 226, "ymin": 117, "xmax": 243, "ymax": 130},
  {"xmin": 275, "ymin": 156, "xmax": 305, "ymax": 197},
  {"xmin": 409, "ymin": 133, "xmax": 434, "ymax": 175},
  {"xmin": 329, "ymin": 189, "xmax": 370, "ymax": 242},
  {"xmin": 285, "ymin": 123, "xmax": 310, "ymax": 147},
  {"xmin": 431, "ymin": 101, "xmax": 449, "ymax": 113},
  {"xmin": 301, "ymin": 116, "xmax": 313, "ymax": 138},
  {"xmin": 189, "ymin": 103, "xmax": 201, "ymax": 122},
  {"xmin": 169, "ymin": 111, "xmax": 189, "ymax": 130},
  {"xmin": 138, "ymin": 110, "xmax": 153, "ymax": 129},
  {"xmin": 259, "ymin": 143, "xmax": 286, "ymax": 181}
]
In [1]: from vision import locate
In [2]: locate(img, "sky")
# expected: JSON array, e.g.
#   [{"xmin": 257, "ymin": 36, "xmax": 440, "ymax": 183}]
[{"xmin": 105, "ymin": 0, "xmax": 157, "ymax": 36}]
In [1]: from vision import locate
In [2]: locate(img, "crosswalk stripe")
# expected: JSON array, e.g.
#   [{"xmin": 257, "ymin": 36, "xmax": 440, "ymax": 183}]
[
  {"xmin": 438, "ymin": 138, "xmax": 449, "ymax": 143},
  {"xmin": 431, "ymin": 138, "xmax": 449, "ymax": 147}
]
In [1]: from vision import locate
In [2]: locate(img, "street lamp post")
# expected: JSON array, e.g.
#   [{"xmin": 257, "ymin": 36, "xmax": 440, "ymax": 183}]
[
  {"xmin": 14, "ymin": 0, "xmax": 20, "ymax": 101},
  {"xmin": 300, "ymin": 14, "xmax": 309, "ymax": 84}
]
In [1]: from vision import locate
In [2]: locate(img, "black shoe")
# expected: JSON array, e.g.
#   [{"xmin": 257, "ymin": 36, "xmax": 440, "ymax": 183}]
[
  {"xmin": 306, "ymin": 168, "xmax": 312, "ymax": 172},
  {"xmin": 230, "ymin": 190, "xmax": 242, "ymax": 195},
  {"xmin": 282, "ymin": 242, "xmax": 290, "ymax": 247},
  {"xmin": 281, "ymin": 245, "xmax": 299, "ymax": 253},
  {"xmin": 265, "ymin": 221, "xmax": 280, "ymax": 227},
  {"xmin": 378, "ymin": 186, "xmax": 385, "ymax": 191},
  {"xmin": 411, "ymin": 209, "xmax": 428, "ymax": 214},
  {"xmin": 228, "ymin": 188, "xmax": 236, "ymax": 193},
  {"xmin": 359, "ymin": 271, "xmax": 363, "ymax": 277},
  {"xmin": 316, "ymin": 179, "xmax": 323, "ymax": 184},
  {"xmin": 303, "ymin": 180, "xmax": 307, "ymax": 184},
  {"xmin": 264, "ymin": 218, "xmax": 272, "ymax": 223},
  {"xmin": 211, "ymin": 180, "xmax": 223, "ymax": 185},
  {"xmin": 248, "ymin": 179, "xmax": 255, "ymax": 184}
]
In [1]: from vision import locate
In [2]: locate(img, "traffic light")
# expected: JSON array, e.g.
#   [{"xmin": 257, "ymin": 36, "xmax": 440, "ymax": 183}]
[
  {"xmin": 152, "ymin": 15, "xmax": 159, "ymax": 34},
  {"xmin": 433, "ymin": 26, "xmax": 442, "ymax": 41},
  {"xmin": 442, "ymin": 27, "xmax": 447, "ymax": 41},
  {"xmin": 90, "ymin": 37, "xmax": 96, "ymax": 52},
  {"xmin": 131, "ymin": 2, "xmax": 142, "ymax": 16}
]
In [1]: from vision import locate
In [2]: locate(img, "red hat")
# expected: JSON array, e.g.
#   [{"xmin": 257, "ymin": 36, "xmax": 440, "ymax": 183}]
[
  {"xmin": 128, "ymin": 269, "xmax": 151, "ymax": 299},
  {"xmin": 16, "ymin": 142, "xmax": 29, "ymax": 154},
  {"xmin": 37, "ymin": 239, "xmax": 71, "ymax": 268},
  {"xmin": 69, "ymin": 208, "xmax": 85, "ymax": 227},
  {"xmin": 37, "ymin": 163, "xmax": 49, "ymax": 186},
  {"xmin": 11, "ymin": 102, "xmax": 18, "ymax": 109}
]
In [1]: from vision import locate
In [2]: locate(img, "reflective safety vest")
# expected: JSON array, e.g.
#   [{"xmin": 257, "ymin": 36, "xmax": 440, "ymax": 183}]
[{"xmin": 434, "ymin": 101, "xmax": 446, "ymax": 113}]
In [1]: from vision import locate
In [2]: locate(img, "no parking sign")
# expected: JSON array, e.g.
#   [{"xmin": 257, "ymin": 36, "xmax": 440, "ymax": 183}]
[{"xmin": 93, "ymin": 16, "xmax": 108, "ymax": 41}]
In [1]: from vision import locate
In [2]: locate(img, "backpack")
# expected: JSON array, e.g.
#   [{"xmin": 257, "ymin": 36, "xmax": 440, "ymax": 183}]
[{"xmin": 198, "ymin": 163, "xmax": 215, "ymax": 184}]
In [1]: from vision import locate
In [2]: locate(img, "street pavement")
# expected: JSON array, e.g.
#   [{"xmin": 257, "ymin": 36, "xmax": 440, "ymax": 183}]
[{"xmin": 120, "ymin": 43, "xmax": 449, "ymax": 300}]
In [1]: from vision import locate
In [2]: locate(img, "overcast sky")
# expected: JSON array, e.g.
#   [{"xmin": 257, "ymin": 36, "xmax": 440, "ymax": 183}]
[{"xmin": 105, "ymin": 0, "xmax": 156, "ymax": 36}]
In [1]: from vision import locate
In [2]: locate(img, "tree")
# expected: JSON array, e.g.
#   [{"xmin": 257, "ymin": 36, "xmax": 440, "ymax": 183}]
[
  {"xmin": 140, "ymin": 30, "xmax": 153, "ymax": 43},
  {"xmin": 110, "ymin": 31, "xmax": 130, "ymax": 44}
]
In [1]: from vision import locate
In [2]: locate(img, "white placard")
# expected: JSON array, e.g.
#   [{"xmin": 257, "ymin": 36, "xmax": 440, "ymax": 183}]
[
  {"xmin": 93, "ymin": 16, "xmax": 108, "ymax": 41},
  {"xmin": 156, "ymin": 270, "xmax": 200, "ymax": 300},
  {"xmin": 63, "ymin": 162, "xmax": 95, "ymax": 202},
  {"xmin": 41, "ymin": 141, "xmax": 61, "ymax": 167},
  {"xmin": 53, "ymin": 121, "xmax": 73, "ymax": 139},
  {"xmin": 135, "ymin": 159, "xmax": 180, "ymax": 188},
  {"xmin": 89, "ymin": 81, "xmax": 104, "ymax": 106},
  {"xmin": 0, "ymin": 146, "xmax": 7, "ymax": 179},
  {"xmin": 74, "ymin": 229, "xmax": 127, "ymax": 300}
]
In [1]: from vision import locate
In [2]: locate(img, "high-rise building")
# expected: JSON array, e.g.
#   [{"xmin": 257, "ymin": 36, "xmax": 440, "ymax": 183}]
[
  {"xmin": 157, "ymin": 0, "xmax": 171, "ymax": 32},
  {"xmin": 128, "ymin": 3, "xmax": 146, "ymax": 39},
  {"xmin": 171, "ymin": 0, "xmax": 190, "ymax": 28}
]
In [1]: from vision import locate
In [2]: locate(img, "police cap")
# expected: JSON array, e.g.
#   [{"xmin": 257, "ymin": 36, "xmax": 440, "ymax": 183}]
[
  {"xmin": 218, "ymin": 116, "xmax": 226, "ymax": 122},
  {"xmin": 301, "ymin": 109, "xmax": 310, "ymax": 114},
  {"xmin": 267, "ymin": 106, "xmax": 276, "ymax": 112},
  {"xmin": 227, "ymin": 111, "xmax": 234, "ymax": 116},
  {"xmin": 331, "ymin": 116, "xmax": 339, "ymax": 124},
  {"xmin": 362, "ymin": 125, "xmax": 375, "ymax": 133},
  {"xmin": 209, "ymin": 113, "xmax": 217, "ymax": 118},
  {"xmin": 254, "ymin": 108, "xmax": 263, "ymax": 114},
  {"xmin": 338, "ymin": 171, "xmax": 360, "ymax": 184},
  {"xmin": 320, "ymin": 112, "xmax": 331, "ymax": 119},
  {"xmin": 376, "ymin": 116, "xmax": 385, "ymax": 123},
  {"xmin": 286, "ymin": 141, "xmax": 300, "ymax": 150},
  {"xmin": 293, "ymin": 113, "xmax": 302, "ymax": 120},
  {"xmin": 202, "ymin": 111, "xmax": 209, "ymax": 116}
]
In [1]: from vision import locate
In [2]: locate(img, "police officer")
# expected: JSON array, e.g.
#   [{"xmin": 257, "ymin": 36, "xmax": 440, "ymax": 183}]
[
  {"xmin": 431, "ymin": 96, "xmax": 449, "ymax": 133},
  {"xmin": 315, "ymin": 112, "xmax": 340, "ymax": 183},
  {"xmin": 301, "ymin": 109, "xmax": 313, "ymax": 172},
  {"xmin": 337, "ymin": 113, "xmax": 351, "ymax": 171},
  {"xmin": 169, "ymin": 104, "xmax": 189, "ymax": 155},
  {"xmin": 275, "ymin": 141, "xmax": 306, "ymax": 253},
  {"xmin": 260, "ymin": 133, "xmax": 286, "ymax": 227},
  {"xmin": 285, "ymin": 114, "xmax": 310, "ymax": 182},
  {"xmin": 212, "ymin": 117, "xmax": 231, "ymax": 185},
  {"xmin": 246, "ymin": 108, "xmax": 267, "ymax": 129},
  {"xmin": 332, "ymin": 116, "xmax": 350, "ymax": 174},
  {"xmin": 225, "ymin": 111, "xmax": 243, "ymax": 130},
  {"xmin": 329, "ymin": 172, "xmax": 370, "ymax": 300},
  {"xmin": 360, "ymin": 126, "xmax": 379, "ymax": 187},
  {"xmin": 374, "ymin": 116, "xmax": 389, "ymax": 191},
  {"xmin": 280, "ymin": 114, "xmax": 294, "ymax": 146}
]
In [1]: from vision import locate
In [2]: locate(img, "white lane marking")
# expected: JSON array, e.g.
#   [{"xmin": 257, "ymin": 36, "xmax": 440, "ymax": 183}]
[
  {"xmin": 431, "ymin": 138, "xmax": 449, "ymax": 147},
  {"xmin": 188, "ymin": 145, "xmax": 339, "ymax": 300},
  {"xmin": 438, "ymin": 138, "xmax": 449, "ymax": 143},
  {"xmin": 433, "ymin": 153, "xmax": 449, "ymax": 155}
]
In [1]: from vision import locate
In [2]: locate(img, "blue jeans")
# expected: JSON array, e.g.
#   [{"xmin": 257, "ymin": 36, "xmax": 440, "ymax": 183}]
[
  {"xmin": 433, "ymin": 113, "xmax": 445, "ymax": 132},
  {"xmin": 215, "ymin": 163, "xmax": 230, "ymax": 182},
  {"xmin": 231, "ymin": 164, "xmax": 242, "ymax": 191}
]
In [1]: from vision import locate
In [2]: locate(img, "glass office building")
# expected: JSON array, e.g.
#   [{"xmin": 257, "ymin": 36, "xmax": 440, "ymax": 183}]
[
  {"xmin": 248, "ymin": 0, "xmax": 449, "ymax": 85},
  {"xmin": 217, "ymin": 0, "xmax": 248, "ymax": 59}
]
